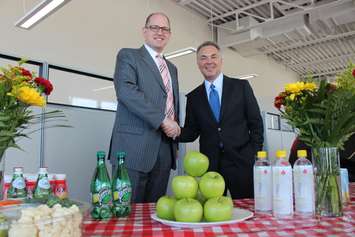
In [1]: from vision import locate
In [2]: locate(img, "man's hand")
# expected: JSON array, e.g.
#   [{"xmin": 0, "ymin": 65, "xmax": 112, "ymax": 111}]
[{"xmin": 161, "ymin": 118, "xmax": 180, "ymax": 139}]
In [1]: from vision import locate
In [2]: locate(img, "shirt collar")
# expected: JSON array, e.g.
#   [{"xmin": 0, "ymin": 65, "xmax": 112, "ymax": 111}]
[
  {"xmin": 204, "ymin": 73, "xmax": 223, "ymax": 92},
  {"xmin": 144, "ymin": 44, "xmax": 161, "ymax": 60}
]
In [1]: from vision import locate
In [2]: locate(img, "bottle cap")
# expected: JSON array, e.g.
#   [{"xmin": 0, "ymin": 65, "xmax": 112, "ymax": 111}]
[
  {"xmin": 4, "ymin": 175, "xmax": 12, "ymax": 183},
  {"xmin": 276, "ymin": 150, "xmax": 287, "ymax": 158},
  {"xmin": 257, "ymin": 151, "xmax": 267, "ymax": 159},
  {"xmin": 297, "ymin": 150, "xmax": 307, "ymax": 157},
  {"xmin": 25, "ymin": 174, "xmax": 38, "ymax": 182},
  {"xmin": 48, "ymin": 174, "xmax": 55, "ymax": 180},
  {"xmin": 116, "ymin": 151, "xmax": 126, "ymax": 159},
  {"xmin": 39, "ymin": 167, "xmax": 48, "ymax": 174},
  {"xmin": 56, "ymin": 174, "xmax": 66, "ymax": 180},
  {"xmin": 97, "ymin": 151, "xmax": 106, "ymax": 158}
]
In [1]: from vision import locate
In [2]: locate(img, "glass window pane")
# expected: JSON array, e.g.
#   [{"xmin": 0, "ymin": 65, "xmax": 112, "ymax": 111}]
[
  {"xmin": 266, "ymin": 113, "xmax": 280, "ymax": 130},
  {"xmin": 0, "ymin": 58, "xmax": 40, "ymax": 75},
  {"xmin": 48, "ymin": 68, "xmax": 117, "ymax": 110}
]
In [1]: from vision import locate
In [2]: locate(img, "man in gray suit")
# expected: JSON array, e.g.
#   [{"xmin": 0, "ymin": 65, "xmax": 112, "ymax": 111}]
[{"xmin": 109, "ymin": 12, "xmax": 180, "ymax": 203}]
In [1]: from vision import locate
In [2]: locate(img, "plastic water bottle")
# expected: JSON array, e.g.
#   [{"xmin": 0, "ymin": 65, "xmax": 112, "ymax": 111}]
[
  {"xmin": 254, "ymin": 151, "xmax": 272, "ymax": 213},
  {"xmin": 272, "ymin": 150, "xmax": 293, "ymax": 218},
  {"xmin": 293, "ymin": 150, "xmax": 314, "ymax": 216}
]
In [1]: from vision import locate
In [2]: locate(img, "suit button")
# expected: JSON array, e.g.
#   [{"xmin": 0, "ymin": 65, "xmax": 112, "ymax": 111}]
[{"xmin": 218, "ymin": 127, "xmax": 221, "ymax": 132}]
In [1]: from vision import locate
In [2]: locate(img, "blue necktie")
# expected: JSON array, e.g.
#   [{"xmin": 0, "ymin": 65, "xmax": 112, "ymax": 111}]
[{"xmin": 209, "ymin": 84, "xmax": 220, "ymax": 122}]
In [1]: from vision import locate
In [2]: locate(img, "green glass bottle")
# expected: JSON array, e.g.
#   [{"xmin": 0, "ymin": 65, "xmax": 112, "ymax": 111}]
[
  {"xmin": 112, "ymin": 151, "xmax": 132, "ymax": 217},
  {"xmin": 7, "ymin": 167, "xmax": 27, "ymax": 199},
  {"xmin": 90, "ymin": 151, "xmax": 112, "ymax": 219},
  {"xmin": 33, "ymin": 167, "xmax": 52, "ymax": 200}
]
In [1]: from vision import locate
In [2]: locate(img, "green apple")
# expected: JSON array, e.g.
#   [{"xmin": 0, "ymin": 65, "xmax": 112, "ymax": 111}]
[
  {"xmin": 172, "ymin": 175, "xmax": 198, "ymax": 199},
  {"xmin": 183, "ymin": 151, "xmax": 209, "ymax": 177},
  {"xmin": 156, "ymin": 196, "xmax": 176, "ymax": 220},
  {"xmin": 196, "ymin": 189, "xmax": 207, "ymax": 205},
  {"xmin": 204, "ymin": 196, "xmax": 233, "ymax": 222},
  {"xmin": 199, "ymin": 171, "xmax": 225, "ymax": 199},
  {"xmin": 174, "ymin": 198, "xmax": 203, "ymax": 222}
]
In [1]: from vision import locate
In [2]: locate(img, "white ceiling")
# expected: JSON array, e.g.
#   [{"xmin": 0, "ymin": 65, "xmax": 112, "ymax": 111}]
[{"xmin": 174, "ymin": 0, "xmax": 355, "ymax": 79}]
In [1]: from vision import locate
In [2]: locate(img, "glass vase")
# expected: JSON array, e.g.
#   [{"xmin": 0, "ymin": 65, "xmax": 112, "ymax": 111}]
[
  {"xmin": 312, "ymin": 147, "xmax": 342, "ymax": 217},
  {"xmin": 0, "ymin": 151, "xmax": 4, "ymax": 200}
]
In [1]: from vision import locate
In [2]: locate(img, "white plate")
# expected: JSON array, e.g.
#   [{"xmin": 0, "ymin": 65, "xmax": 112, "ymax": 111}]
[{"xmin": 151, "ymin": 208, "xmax": 253, "ymax": 228}]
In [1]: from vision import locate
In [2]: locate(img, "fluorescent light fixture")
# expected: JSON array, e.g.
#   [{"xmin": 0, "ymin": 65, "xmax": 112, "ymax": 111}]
[
  {"xmin": 92, "ymin": 86, "xmax": 114, "ymax": 92},
  {"xmin": 238, "ymin": 74, "xmax": 258, "ymax": 80},
  {"xmin": 165, "ymin": 47, "xmax": 196, "ymax": 59},
  {"xmin": 15, "ymin": 0, "xmax": 71, "ymax": 29}
]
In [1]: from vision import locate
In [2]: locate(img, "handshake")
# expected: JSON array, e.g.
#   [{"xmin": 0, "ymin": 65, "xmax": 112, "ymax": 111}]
[{"xmin": 161, "ymin": 118, "xmax": 181, "ymax": 140}]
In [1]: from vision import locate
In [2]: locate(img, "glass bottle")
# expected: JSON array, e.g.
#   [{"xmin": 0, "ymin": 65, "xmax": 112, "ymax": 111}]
[
  {"xmin": 253, "ymin": 151, "xmax": 272, "ymax": 213},
  {"xmin": 112, "ymin": 151, "xmax": 132, "ymax": 217},
  {"xmin": 272, "ymin": 150, "xmax": 293, "ymax": 218},
  {"xmin": 90, "ymin": 151, "xmax": 112, "ymax": 219},
  {"xmin": 7, "ymin": 167, "xmax": 27, "ymax": 199},
  {"xmin": 33, "ymin": 167, "xmax": 52, "ymax": 200},
  {"xmin": 293, "ymin": 150, "xmax": 314, "ymax": 216}
]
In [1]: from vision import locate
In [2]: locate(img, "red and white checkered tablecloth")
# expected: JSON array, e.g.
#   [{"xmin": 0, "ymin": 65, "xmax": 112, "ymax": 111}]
[{"xmin": 82, "ymin": 183, "xmax": 355, "ymax": 237}]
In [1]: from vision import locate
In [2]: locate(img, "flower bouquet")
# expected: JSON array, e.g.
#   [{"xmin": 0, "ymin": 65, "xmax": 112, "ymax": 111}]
[
  {"xmin": 274, "ymin": 64, "xmax": 355, "ymax": 216},
  {"xmin": 0, "ymin": 60, "xmax": 67, "ymax": 160}
]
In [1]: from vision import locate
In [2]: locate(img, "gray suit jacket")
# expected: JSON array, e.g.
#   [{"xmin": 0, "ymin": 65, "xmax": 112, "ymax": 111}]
[{"xmin": 110, "ymin": 46, "xmax": 179, "ymax": 172}]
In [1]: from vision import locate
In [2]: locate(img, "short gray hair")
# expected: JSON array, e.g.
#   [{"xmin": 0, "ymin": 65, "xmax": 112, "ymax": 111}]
[{"xmin": 196, "ymin": 41, "xmax": 220, "ymax": 54}]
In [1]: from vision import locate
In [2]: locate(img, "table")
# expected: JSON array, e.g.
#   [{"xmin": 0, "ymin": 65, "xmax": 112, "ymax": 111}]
[{"xmin": 83, "ymin": 184, "xmax": 355, "ymax": 236}]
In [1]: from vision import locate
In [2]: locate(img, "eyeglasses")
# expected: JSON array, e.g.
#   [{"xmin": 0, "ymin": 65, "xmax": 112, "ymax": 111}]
[{"xmin": 146, "ymin": 25, "xmax": 171, "ymax": 34}]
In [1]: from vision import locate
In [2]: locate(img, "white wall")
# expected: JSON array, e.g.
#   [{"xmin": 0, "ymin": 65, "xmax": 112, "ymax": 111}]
[
  {"xmin": 0, "ymin": 0, "xmax": 299, "ymax": 199},
  {"xmin": 0, "ymin": 0, "xmax": 297, "ymax": 96}
]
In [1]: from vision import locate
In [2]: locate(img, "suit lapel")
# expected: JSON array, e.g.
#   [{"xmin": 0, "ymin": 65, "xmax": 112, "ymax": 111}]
[
  {"xmin": 139, "ymin": 46, "xmax": 166, "ymax": 92},
  {"xmin": 220, "ymin": 76, "xmax": 232, "ymax": 123}
]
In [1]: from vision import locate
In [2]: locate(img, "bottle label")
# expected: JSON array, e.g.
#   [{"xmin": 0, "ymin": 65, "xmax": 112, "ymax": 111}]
[
  {"xmin": 293, "ymin": 165, "xmax": 314, "ymax": 213},
  {"xmin": 38, "ymin": 178, "xmax": 50, "ymax": 189},
  {"xmin": 254, "ymin": 166, "xmax": 272, "ymax": 211},
  {"xmin": 55, "ymin": 182, "xmax": 68, "ymax": 199},
  {"xmin": 98, "ymin": 188, "xmax": 112, "ymax": 205},
  {"xmin": 12, "ymin": 177, "xmax": 25, "ymax": 189},
  {"xmin": 272, "ymin": 166, "xmax": 293, "ymax": 215},
  {"xmin": 113, "ymin": 184, "xmax": 132, "ymax": 205}
]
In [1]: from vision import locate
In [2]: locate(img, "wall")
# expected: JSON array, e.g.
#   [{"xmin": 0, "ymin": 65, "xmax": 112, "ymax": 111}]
[{"xmin": 0, "ymin": 0, "xmax": 299, "ymax": 199}]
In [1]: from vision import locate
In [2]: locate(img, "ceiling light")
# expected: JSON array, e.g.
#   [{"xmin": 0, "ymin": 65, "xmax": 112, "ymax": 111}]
[
  {"xmin": 238, "ymin": 74, "xmax": 258, "ymax": 80},
  {"xmin": 165, "ymin": 47, "xmax": 196, "ymax": 59},
  {"xmin": 15, "ymin": 0, "xmax": 71, "ymax": 29}
]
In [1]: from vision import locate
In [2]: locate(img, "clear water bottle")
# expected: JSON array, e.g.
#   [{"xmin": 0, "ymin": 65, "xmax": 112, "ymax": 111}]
[
  {"xmin": 33, "ymin": 167, "xmax": 52, "ymax": 200},
  {"xmin": 7, "ymin": 167, "xmax": 27, "ymax": 199},
  {"xmin": 254, "ymin": 151, "xmax": 272, "ymax": 213},
  {"xmin": 272, "ymin": 150, "xmax": 293, "ymax": 218},
  {"xmin": 293, "ymin": 150, "xmax": 314, "ymax": 216}
]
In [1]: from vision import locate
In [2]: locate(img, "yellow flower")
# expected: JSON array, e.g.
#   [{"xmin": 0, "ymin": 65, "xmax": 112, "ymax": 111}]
[
  {"xmin": 285, "ymin": 81, "xmax": 317, "ymax": 94},
  {"xmin": 15, "ymin": 86, "xmax": 46, "ymax": 107},
  {"xmin": 304, "ymin": 82, "xmax": 317, "ymax": 91},
  {"xmin": 289, "ymin": 94, "xmax": 296, "ymax": 101},
  {"xmin": 285, "ymin": 82, "xmax": 304, "ymax": 94}
]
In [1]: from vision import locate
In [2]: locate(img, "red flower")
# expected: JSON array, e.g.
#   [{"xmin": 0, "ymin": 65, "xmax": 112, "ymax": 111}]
[
  {"xmin": 352, "ymin": 68, "xmax": 355, "ymax": 78},
  {"xmin": 34, "ymin": 77, "xmax": 53, "ymax": 95},
  {"xmin": 20, "ymin": 67, "xmax": 32, "ymax": 79},
  {"xmin": 274, "ymin": 94, "xmax": 285, "ymax": 109}
]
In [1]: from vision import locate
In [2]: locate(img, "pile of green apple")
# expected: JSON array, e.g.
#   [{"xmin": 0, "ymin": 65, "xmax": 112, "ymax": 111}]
[{"xmin": 156, "ymin": 151, "xmax": 234, "ymax": 223}]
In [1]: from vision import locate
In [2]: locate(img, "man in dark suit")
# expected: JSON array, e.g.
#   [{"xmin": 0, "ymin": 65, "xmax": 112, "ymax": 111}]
[
  {"xmin": 110, "ymin": 12, "xmax": 180, "ymax": 203},
  {"xmin": 178, "ymin": 41, "xmax": 263, "ymax": 199}
]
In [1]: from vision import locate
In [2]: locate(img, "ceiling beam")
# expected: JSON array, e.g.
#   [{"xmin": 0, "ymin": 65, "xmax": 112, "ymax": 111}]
[
  {"xmin": 288, "ymin": 52, "xmax": 355, "ymax": 67},
  {"xmin": 265, "ymin": 30, "xmax": 355, "ymax": 53}
]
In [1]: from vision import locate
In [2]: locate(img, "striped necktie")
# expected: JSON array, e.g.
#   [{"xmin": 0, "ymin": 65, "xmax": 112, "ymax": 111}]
[{"xmin": 156, "ymin": 55, "xmax": 175, "ymax": 120}]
